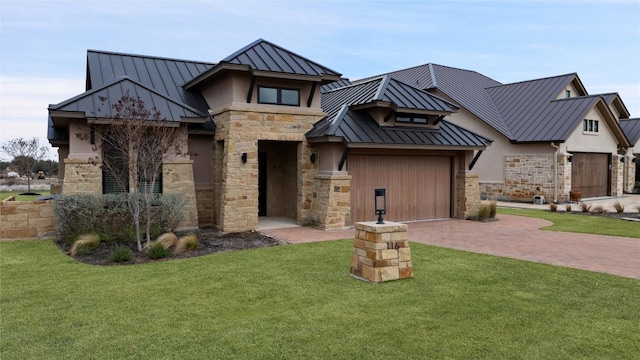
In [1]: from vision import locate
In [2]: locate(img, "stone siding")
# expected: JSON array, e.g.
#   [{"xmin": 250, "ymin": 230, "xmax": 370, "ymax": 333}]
[
  {"xmin": 62, "ymin": 158, "xmax": 102, "ymax": 195},
  {"xmin": 212, "ymin": 106, "xmax": 324, "ymax": 232},
  {"xmin": 455, "ymin": 170, "xmax": 481, "ymax": 219},
  {"xmin": 612, "ymin": 154, "xmax": 624, "ymax": 197},
  {"xmin": 163, "ymin": 159, "xmax": 199, "ymax": 230},
  {"xmin": 1, "ymin": 199, "xmax": 55, "ymax": 240},
  {"xmin": 624, "ymin": 156, "xmax": 637, "ymax": 193},
  {"xmin": 195, "ymin": 183, "xmax": 214, "ymax": 227},
  {"xmin": 503, "ymin": 154, "xmax": 554, "ymax": 201},
  {"xmin": 310, "ymin": 174, "xmax": 351, "ymax": 229}
]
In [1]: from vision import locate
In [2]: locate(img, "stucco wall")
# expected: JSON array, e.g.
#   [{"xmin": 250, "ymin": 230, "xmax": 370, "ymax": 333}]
[{"xmin": 562, "ymin": 107, "xmax": 619, "ymax": 154}]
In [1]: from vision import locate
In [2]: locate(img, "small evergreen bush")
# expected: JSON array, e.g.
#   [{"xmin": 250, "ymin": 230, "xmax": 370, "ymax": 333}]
[
  {"xmin": 175, "ymin": 234, "xmax": 199, "ymax": 254},
  {"xmin": 110, "ymin": 245, "xmax": 133, "ymax": 263},
  {"xmin": 145, "ymin": 242, "xmax": 171, "ymax": 259}
]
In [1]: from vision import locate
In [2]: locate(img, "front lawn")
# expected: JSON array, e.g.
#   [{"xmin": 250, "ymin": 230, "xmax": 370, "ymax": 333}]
[
  {"xmin": 0, "ymin": 191, "xmax": 50, "ymax": 201},
  {"xmin": 1, "ymin": 240, "xmax": 638, "ymax": 359},
  {"xmin": 499, "ymin": 208, "xmax": 640, "ymax": 238}
]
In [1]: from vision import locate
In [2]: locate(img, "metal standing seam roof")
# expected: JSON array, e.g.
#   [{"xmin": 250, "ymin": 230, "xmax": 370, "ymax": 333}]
[
  {"xmin": 50, "ymin": 76, "xmax": 207, "ymax": 122},
  {"xmin": 308, "ymin": 76, "xmax": 490, "ymax": 148},
  {"xmin": 321, "ymin": 78, "xmax": 352, "ymax": 92},
  {"xmin": 599, "ymin": 92, "xmax": 631, "ymax": 119},
  {"xmin": 221, "ymin": 38, "xmax": 342, "ymax": 79},
  {"xmin": 620, "ymin": 118, "xmax": 640, "ymax": 146}
]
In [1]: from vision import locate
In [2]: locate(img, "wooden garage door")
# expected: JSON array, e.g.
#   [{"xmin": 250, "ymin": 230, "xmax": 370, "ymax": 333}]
[
  {"xmin": 349, "ymin": 155, "xmax": 452, "ymax": 223},
  {"xmin": 571, "ymin": 153, "xmax": 610, "ymax": 198}
]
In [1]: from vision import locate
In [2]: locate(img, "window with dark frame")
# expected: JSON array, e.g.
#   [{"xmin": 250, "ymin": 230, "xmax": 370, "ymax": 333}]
[
  {"xmin": 565, "ymin": 90, "xmax": 571, "ymax": 98},
  {"xmin": 582, "ymin": 119, "xmax": 599, "ymax": 133},
  {"xmin": 395, "ymin": 114, "xmax": 429, "ymax": 124},
  {"xmin": 258, "ymin": 86, "xmax": 300, "ymax": 106},
  {"xmin": 102, "ymin": 138, "xmax": 163, "ymax": 195}
]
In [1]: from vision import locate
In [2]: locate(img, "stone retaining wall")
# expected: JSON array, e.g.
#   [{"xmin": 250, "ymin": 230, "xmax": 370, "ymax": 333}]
[{"xmin": 1, "ymin": 199, "xmax": 55, "ymax": 240}]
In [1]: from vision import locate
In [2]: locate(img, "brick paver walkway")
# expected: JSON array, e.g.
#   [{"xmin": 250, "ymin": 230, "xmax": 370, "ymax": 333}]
[{"xmin": 261, "ymin": 214, "xmax": 640, "ymax": 279}]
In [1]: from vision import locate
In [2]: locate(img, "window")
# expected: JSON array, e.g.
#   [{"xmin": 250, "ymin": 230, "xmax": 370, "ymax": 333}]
[
  {"xmin": 258, "ymin": 86, "xmax": 300, "ymax": 106},
  {"xmin": 396, "ymin": 114, "xmax": 429, "ymax": 124},
  {"xmin": 565, "ymin": 90, "xmax": 571, "ymax": 98},
  {"xmin": 102, "ymin": 141, "xmax": 162, "ymax": 195},
  {"xmin": 583, "ymin": 119, "xmax": 599, "ymax": 133}
]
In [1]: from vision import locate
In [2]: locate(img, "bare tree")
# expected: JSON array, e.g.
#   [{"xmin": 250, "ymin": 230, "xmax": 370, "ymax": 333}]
[
  {"xmin": 87, "ymin": 93, "xmax": 183, "ymax": 251},
  {"xmin": 0, "ymin": 137, "xmax": 49, "ymax": 192}
]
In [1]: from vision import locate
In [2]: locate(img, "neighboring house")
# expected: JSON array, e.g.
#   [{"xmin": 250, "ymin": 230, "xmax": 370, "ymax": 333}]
[
  {"xmin": 620, "ymin": 118, "xmax": 640, "ymax": 190},
  {"xmin": 361, "ymin": 64, "xmax": 635, "ymax": 202},
  {"xmin": 48, "ymin": 39, "xmax": 490, "ymax": 232}
]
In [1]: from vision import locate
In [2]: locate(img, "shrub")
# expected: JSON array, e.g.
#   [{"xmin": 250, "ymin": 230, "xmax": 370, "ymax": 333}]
[
  {"xmin": 592, "ymin": 205, "xmax": 604, "ymax": 214},
  {"xmin": 175, "ymin": 234, "xmax": 199, "ymax": 254},
  {"xmin": 565, "ymin": 204, "xmax": 572, "ymax": 212},
  {"xmin": 70, "ymin": 233, "xmax": 101, "ymax": 256},
  {"xmin": 613, "ymin": 201, "xmax": 624, "ymax": 213},
  {"xmin": 156, "ymin": 233, "xmax": 177, "ymax": 249},
  {"xmin": 154, "ymin": 194, "xmax": 187, "ymax": 232},
  {"xmin": 118, "ymin": 228, "xmax": 137, "ymax": 243},
  {"xmin": 477, "ymin": 204, "xmax": 492, "ymax": 221},
  {"xmin": 488, "ymin": 201, "xmax": 497, "ymax": 218},
  {"xmin": 549, "ymin": 203, "xmax": 557, "ymax": 212},
  {"xmin": 110, "ymin": 245, "xmax": 133, "ymax": 263},
  {"xmin": 144, "ymin": 241, "xmax": 171, "ymax": 260},
  {"xmin": 54, "ymin": 195, "xmax": 102, "ymax": 245},
  {"xmin": 579, "ymin": 202, "xmax": 591, "ymax": 212}
]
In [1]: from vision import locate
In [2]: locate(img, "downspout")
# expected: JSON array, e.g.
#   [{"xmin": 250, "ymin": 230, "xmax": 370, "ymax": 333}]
[{"xmin": 550, "ymin": 142, "xmax": 559, "ymax": 203}]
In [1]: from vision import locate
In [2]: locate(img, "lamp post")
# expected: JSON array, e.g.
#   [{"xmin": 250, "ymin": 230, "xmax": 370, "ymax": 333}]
[{"xmin": 375, "ymin": 188, "xmax": 386, "ymax": 224}]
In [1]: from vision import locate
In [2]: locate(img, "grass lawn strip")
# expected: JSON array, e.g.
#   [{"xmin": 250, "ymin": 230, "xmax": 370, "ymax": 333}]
[
  {"xmin": 0, "ymin": 191, "xmax": 50, "ymax": 201},
  {"xmin": 1, "ymin": 240, "xmax": 638, "ymax": 359},
  {"xmin": 498, "ymin": 208, "xmax": 640, "ymax": 239}
]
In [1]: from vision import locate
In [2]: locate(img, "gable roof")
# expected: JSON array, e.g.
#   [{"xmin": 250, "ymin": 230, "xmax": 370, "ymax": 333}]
[
  {"xmin": 49, "ymin": 76, "xmax": 207, "ymax": 123},
  {"xmin": 307, "ymin": 76, "xmax": 490, "ymax": 148},
  {"xmin": 620, "ymin": 118, "xmax": 640, "ymax": 147},
  {"xmin": 600, "ymin": 92, "xmax": 631, "ymax": 119},
  {"xmin": 184, "ymin": 39, "xmax": 342, "ymax": 89}
]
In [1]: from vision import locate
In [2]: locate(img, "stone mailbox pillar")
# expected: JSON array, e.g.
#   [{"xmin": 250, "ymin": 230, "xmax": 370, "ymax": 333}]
[{"xmin": 350, "ymin": 221, "xmax": 413, "ymax": 283}]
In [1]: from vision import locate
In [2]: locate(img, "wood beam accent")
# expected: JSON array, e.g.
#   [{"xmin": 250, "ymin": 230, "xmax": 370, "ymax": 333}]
[
  {"xmin": 307, "ymin": 82, "xmax": 317, "ymax": 108},
  {"xmin": 468, "ymin": 150, "xmax": 483, "ymax": 170},
  {"xmin": 338, "ymin": 147, "xmax": 349, "ymax": 171}
]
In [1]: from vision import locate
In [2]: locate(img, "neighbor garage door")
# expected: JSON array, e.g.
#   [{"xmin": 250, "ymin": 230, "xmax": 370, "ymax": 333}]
[
  {"xmin": 571, "ymin": 153, "xmax": 610, "ymax": 198},
  {"xmin": 349, "ymin": 154, "xmax": 452, "ymax": 223}
]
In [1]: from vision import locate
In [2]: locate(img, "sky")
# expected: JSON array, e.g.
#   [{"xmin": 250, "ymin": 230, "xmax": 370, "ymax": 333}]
[{"xmin": 1, "ymin": 0, "xmax": 639, "ymax": 160}]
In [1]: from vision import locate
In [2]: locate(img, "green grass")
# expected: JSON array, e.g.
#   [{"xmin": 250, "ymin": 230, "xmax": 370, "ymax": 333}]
[
  {"xmin": 499, "ymin": 208, "xmax": 640, "ymax": 239},
  {"xmin": 1, "ymin": 240, "xmax": 638, "ymax": 359},
  {"xmin": 0, "ymin": 191, "xmax": 50, "ymax": 201}
]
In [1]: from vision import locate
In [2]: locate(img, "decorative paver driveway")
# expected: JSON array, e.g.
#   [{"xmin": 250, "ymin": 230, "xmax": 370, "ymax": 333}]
[{"xmin": 261, "ymin": 214, "xmax": 640, "ymax": 279}]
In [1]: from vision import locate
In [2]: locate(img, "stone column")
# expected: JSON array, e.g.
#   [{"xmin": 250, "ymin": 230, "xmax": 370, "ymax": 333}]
[
  {"xmin": 62, "ymin": 158, "xmax": 102, "ymax": 195},
  {"xmin": 350, "ymin": 221, "xmax": 413, "ymax": 283},
  {"xmin": 624, "ymin": 156, "xmax": 636, "ymax": 193},
  {"xmin": 612, "ymin": 154, "xmax": 624, "ymax": 197},
  {"xmin": 455, "ymin": 170, "xmax": 481, "ymax": 219},
  {"xmin": 163, "ymin": 159, "xmax": 198, "ymax": 230},
  {"xmin": 310, "ymin": 173, "xmax": 351, "ymax": 229}
]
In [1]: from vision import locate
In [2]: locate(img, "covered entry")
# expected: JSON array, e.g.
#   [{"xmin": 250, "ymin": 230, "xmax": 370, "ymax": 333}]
[
  {"xmin": 349, "ymin": 154, "xmax": 452, "ymax": 222},
  {"xmin": 258, "ymin": 141, "xmax": 298, "ymax": 219},
  {"xmin": 571, "ymin": 152, "xmax": 611, "ymax": 198}
]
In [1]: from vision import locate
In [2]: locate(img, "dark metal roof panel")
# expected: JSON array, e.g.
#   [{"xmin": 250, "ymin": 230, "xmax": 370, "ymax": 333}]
[
  {"xmin": 86, "ymin": 50, "xmax": 213, "ymax": 115},
  {"xmin": 221, "ymin": 39, "xmax": 341, "ymax": 78},
  {"xmin": 620, "ymin": 118, "xmax": 640, "ymax": 145},
  {"xmin": 321, "ymin": 78, "xmax": 352, "ymax": 92},
  {"xmin": 47, "ymin": 115, "xmax": 68, "ymax": 143},
  {"xmin": 486, "ymin": 73, "xmax": 577, "ymax": 142},
  {"xmin": 380, "ymin": 77, "xmax": 458, "ymax": 111},
  {"xmin": 356, "ymin": 64, "xmax": 436, "ymax": 89},
  {"xmin": 50, "ymin": 77, "xmax": 205, "ymax": 121}
]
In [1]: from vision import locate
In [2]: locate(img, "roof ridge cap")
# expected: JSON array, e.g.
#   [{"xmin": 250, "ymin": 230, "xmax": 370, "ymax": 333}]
[
  {"xmin": 87, "ymin": 49, "xmax": 215, "ymax": 65},
  {"xmin": 489, "ymin": 72, "xmax": 578, "ymax": 89},
  {"xmin": 322, "ymin": 76, "xmax": 382, "ymax": 94}
]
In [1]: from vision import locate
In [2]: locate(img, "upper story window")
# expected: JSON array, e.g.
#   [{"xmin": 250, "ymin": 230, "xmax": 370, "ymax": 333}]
[
  {"xmin": 258, "ymin": 86, "xmax": 300, "ymax": 106},
  {"xmin": 583, "ymin": 119, "xmax": 599, "ymax": 133},
  {"xmin": 396, "ymin": 114, "xmax": 428, "ymax": 124},
  {"xmin": 565, "ymin": 90, "xmax": 571, "ymax": 98}
]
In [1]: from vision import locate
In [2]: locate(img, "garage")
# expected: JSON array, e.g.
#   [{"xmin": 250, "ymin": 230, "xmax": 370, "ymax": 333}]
[
  {"xmin": 571, "ymin": 152, "xmax": 611, "ymax": 198},
  {"xmin": 349, "ymin": 154, "xmax": 452, "ymax": 222}
]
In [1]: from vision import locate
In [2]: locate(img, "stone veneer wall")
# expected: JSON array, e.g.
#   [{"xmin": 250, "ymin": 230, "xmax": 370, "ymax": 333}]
[
  {"xmin": 195, "ymin": 183, "xmax": 214, "ymax": 227},
  {"xmin": 163, "ymin": 159, "xmax": 198, "ymax": 230},
  {"xmin": 212, "ymin": 107, "xmax": 324, "ymax": 232},
  {"xmin": 62, "ymin": 158, "xmax": 102, "ymax": 195},
  {"xmin": 455, "ymin": 170, "xmax": 481, "ymax": 219},
  {"xmin": 310, "ymin": 174, "xmax": 351, "ymax": 229},
  {"xmin": 624, "ymin": 156, "xmax": 637, "ymax": 193},
  {"xmin": 1, "ymin": 199, "xmax": 55, "ymax": 239}
]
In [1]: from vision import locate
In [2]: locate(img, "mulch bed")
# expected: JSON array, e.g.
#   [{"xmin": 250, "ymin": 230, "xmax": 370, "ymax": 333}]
[{"xmin": 56, "ymin": 229, "xmax": 284, "ymax": 266}]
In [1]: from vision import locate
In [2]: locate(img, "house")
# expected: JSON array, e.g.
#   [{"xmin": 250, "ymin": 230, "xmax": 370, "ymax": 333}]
[
  {"xmin": 361, "ymin": 64, "xmax": 636, "ymax": 202},
  {"xmin": 48, "ymin": 39, "xmax": 491, "ymax": 232}
]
